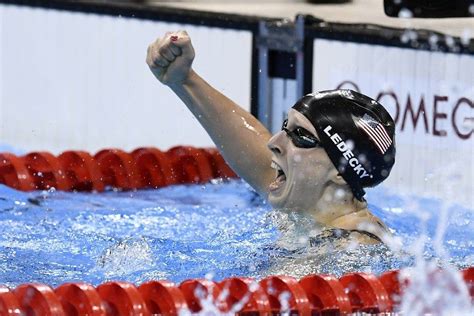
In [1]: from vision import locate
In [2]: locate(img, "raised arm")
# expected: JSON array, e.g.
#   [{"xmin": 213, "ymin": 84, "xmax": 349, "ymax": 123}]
[{"xmin": 146, "ymin": 31, "xmax": 274, "ymax": 196}]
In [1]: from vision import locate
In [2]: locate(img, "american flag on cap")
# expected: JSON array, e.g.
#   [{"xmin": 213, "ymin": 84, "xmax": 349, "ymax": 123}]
[{"xmin": 355, "ymin": 114, "xmax": 392, "ymax": 154}]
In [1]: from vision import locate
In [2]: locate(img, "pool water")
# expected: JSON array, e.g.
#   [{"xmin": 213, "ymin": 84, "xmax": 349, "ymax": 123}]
[{"xmin": 0, "ymin": 178, "xmax": 472, "ymax": 289}]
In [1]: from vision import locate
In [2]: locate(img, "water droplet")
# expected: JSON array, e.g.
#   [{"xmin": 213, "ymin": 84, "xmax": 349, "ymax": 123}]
[
  {"xmin": 346, "ymin": 139, "xmax": 355, "ymax": 150},
  {"xmin": 335, "ymin": 188, "xmax": 346, "ymax": 199},
  {"xmin": 461, "ymin": 29, "xmax": 471, "ymax": 46},
  {"xmin": 249, "ymin": 281, "xmax": 259, "ymax": 292},
  {"xmin": 445, "ymin": 36, "xmax": 455, "ymax": 48},
  {"xmin": 398, "ymin": 8, "xmax": 413, "ymax": 18},
  {"xmin": 205, "ymin": 272, "xmax": 214, "ymax": 280}
]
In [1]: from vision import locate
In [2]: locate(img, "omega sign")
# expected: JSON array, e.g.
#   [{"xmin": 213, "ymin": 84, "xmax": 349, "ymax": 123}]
[{"xmin": 337, "ymin": 81, "xmax": 473, "ymax": 140}]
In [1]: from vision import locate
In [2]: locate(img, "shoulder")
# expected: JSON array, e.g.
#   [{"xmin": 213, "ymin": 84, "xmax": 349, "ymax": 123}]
[{"xmin": 330, "ymin": 209, "xmax": 391, "ymax": 244}]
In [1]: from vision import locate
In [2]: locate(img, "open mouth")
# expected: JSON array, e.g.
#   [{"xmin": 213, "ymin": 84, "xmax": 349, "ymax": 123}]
[{"xmin": 269, "ymin": 161, "xmax": 287, "ymax": 192}]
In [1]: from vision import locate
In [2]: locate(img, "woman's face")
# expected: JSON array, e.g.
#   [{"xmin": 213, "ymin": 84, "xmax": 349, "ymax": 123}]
[{"xmin": 266, "ymin": 109, "xmax": 338, "ymax": 212}]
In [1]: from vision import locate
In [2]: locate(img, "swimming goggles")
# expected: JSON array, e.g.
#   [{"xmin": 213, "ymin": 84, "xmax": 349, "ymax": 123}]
[{"xmin": 281, "ymin": 119, "xmax": 323, "ymax": 148}]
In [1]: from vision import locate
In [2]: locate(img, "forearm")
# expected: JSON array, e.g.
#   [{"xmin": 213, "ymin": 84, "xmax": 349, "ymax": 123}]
[{"xmin": 169, "ymin": 70, "xmax": 274, "ymax": 195}]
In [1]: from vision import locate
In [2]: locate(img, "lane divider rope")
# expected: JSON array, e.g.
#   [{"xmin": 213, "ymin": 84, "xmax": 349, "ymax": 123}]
[
  {"xmin": 0, "ymin": 268, "xmax": 472, "ymax": 315},
  {"xmin": 0, "ymin": 146, "xmax": 238, "ymax": 192}
]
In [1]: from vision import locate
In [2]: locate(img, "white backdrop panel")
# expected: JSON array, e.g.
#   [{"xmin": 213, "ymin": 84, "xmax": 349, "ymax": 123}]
[
  {"xmin": 0, "ymin": 5, "xmax": 252, "ymax": 153},
  {"xmin": 313, "ymin": 38, "xmax": 473, "ymax": 206}
]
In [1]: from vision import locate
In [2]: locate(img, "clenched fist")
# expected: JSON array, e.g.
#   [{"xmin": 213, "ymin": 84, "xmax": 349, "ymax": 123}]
[{"xmin": 146, "ymin": 30, "xmax": 195, "ymax": 85}]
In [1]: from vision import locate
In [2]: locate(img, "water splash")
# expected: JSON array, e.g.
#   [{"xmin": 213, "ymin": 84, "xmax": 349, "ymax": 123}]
[
  {"xmin": 399, "ymin": 263, "xmax": 472, "ymax": 315},
  {"xmin": 392, "ymin": 161, "xmax": 473, "ymax": 313},
  {"xmin": 97, "ymin": 237, "xmax": 154, "ymax": 278}
]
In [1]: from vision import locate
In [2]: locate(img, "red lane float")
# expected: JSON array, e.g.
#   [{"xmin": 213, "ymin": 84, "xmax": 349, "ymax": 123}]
[
  {"xmin": 95, "ymin": 149, "xmax": 143, "ymax": 190},
  {"xmin": 14, "ymin": 283, "xmax": 64, "ymax": 315},
  {"xmin": 0, "ymin": 146, "xmax": 238, "ymax": 192},
  {"xmin": 179, "ymin": 279, "xmax": 227, "ymax": 313},
  {"xmin": 339, "ymin": 272, "xmax": 391, "ymax": 314},
  {"xmin": 131, "ymin": 148, "xmax": 177, "ymax": 188},
  {"xmin": 55, "ymin": 283, "xmax": 106, "ymax": 315},
  {"xmin": 259, "ymin": 275, "xmax": 311, "ymax": 316},
  {"xmin": 138, "ymin": 280, "xmax": 187, "ymax": 316},
  {"xmin": 97, "ymin": 281, "xmax": 149, "ymax": 316},
  {"xmin": 1, "ymin": 268, "xmax": 473, "ymax": 315},
  {"xmin": 167, "ymin": 146, "xmax": 214, "ymax": 184},
  {"xmin": 0, "ymin": 285, "xmax": 21, "ymax": 316},
  {"xmin": 0, "ymin": 153, "xmax": 35, "ymax": 191},
  {"xmin": 299, "ymin": 274, "xmax": 352, "ymax": 315},
  {"xmin": 58, "ymin": 151, "xmax": 104, "ymax": 192},
  {"xmin": 23, "ymin": 152, "xmax": 70, "ymax": 191},
  {"xmin": 219, "ymin": 277, "xmax": 271, "ymax": 315},
  {"xmin": 378, "ymin": 270, "xmax": 406, "ymax": 310},
  {"xmin": 462, "ymin": 267, "xmax": 474, "ymax": 299}
]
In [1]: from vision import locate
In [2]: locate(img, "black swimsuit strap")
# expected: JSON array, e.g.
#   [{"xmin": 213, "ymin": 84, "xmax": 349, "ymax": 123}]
[
  {"xmin": 308, "ymin": 228, "xmax": 382, "ymax": 247},
  {"xmin": 346, "ymin": 229, "xmax": 382, "ymax": 242}
]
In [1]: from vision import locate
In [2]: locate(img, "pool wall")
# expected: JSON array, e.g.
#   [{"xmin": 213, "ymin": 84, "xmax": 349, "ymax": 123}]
[{"xmin": 0, "ymin": 1, "xmax": 256, "ymax": 153}]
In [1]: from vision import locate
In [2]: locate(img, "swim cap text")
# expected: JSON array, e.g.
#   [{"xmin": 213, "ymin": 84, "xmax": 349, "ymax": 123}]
[{"xmin": 323, "ymin": 125, "xmax": 371, "ymax": 179}]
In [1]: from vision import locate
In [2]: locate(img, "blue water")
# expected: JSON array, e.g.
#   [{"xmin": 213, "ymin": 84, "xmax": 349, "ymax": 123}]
[{"xmin": 0, "ymin": 178, "xmax": 472, "ymax": 288}]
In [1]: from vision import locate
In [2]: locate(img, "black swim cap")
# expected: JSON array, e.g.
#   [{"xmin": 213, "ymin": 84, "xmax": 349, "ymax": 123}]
[{"xmin": 292, "ymin": 90, "xmax": 396, "ymax": 201}]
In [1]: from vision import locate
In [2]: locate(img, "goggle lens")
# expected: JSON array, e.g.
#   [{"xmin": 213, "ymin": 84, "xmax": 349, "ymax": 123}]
[{"xmin": 281, "ymin": 119, "xmax": 322, "ymax": 149}]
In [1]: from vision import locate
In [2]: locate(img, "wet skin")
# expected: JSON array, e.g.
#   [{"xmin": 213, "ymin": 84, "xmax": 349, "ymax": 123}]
[
  {"xmin": 266, "ymin": 110, "xmax": 389, "ymax": 242},
  {"xmin": 267, "ymin": 109, "xmax": 338, "ymax": 214}
]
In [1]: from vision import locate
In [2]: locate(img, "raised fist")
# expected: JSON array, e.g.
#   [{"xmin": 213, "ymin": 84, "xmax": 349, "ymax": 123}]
[{"xmin": 146, "ymin": 30, "xmax": 195, "ymax": 85}]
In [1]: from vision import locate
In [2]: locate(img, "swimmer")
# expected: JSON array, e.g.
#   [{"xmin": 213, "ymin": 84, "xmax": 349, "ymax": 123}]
[{"xmin": 146, "ymin": 31, "xmax": 396, "ymax": 244}]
